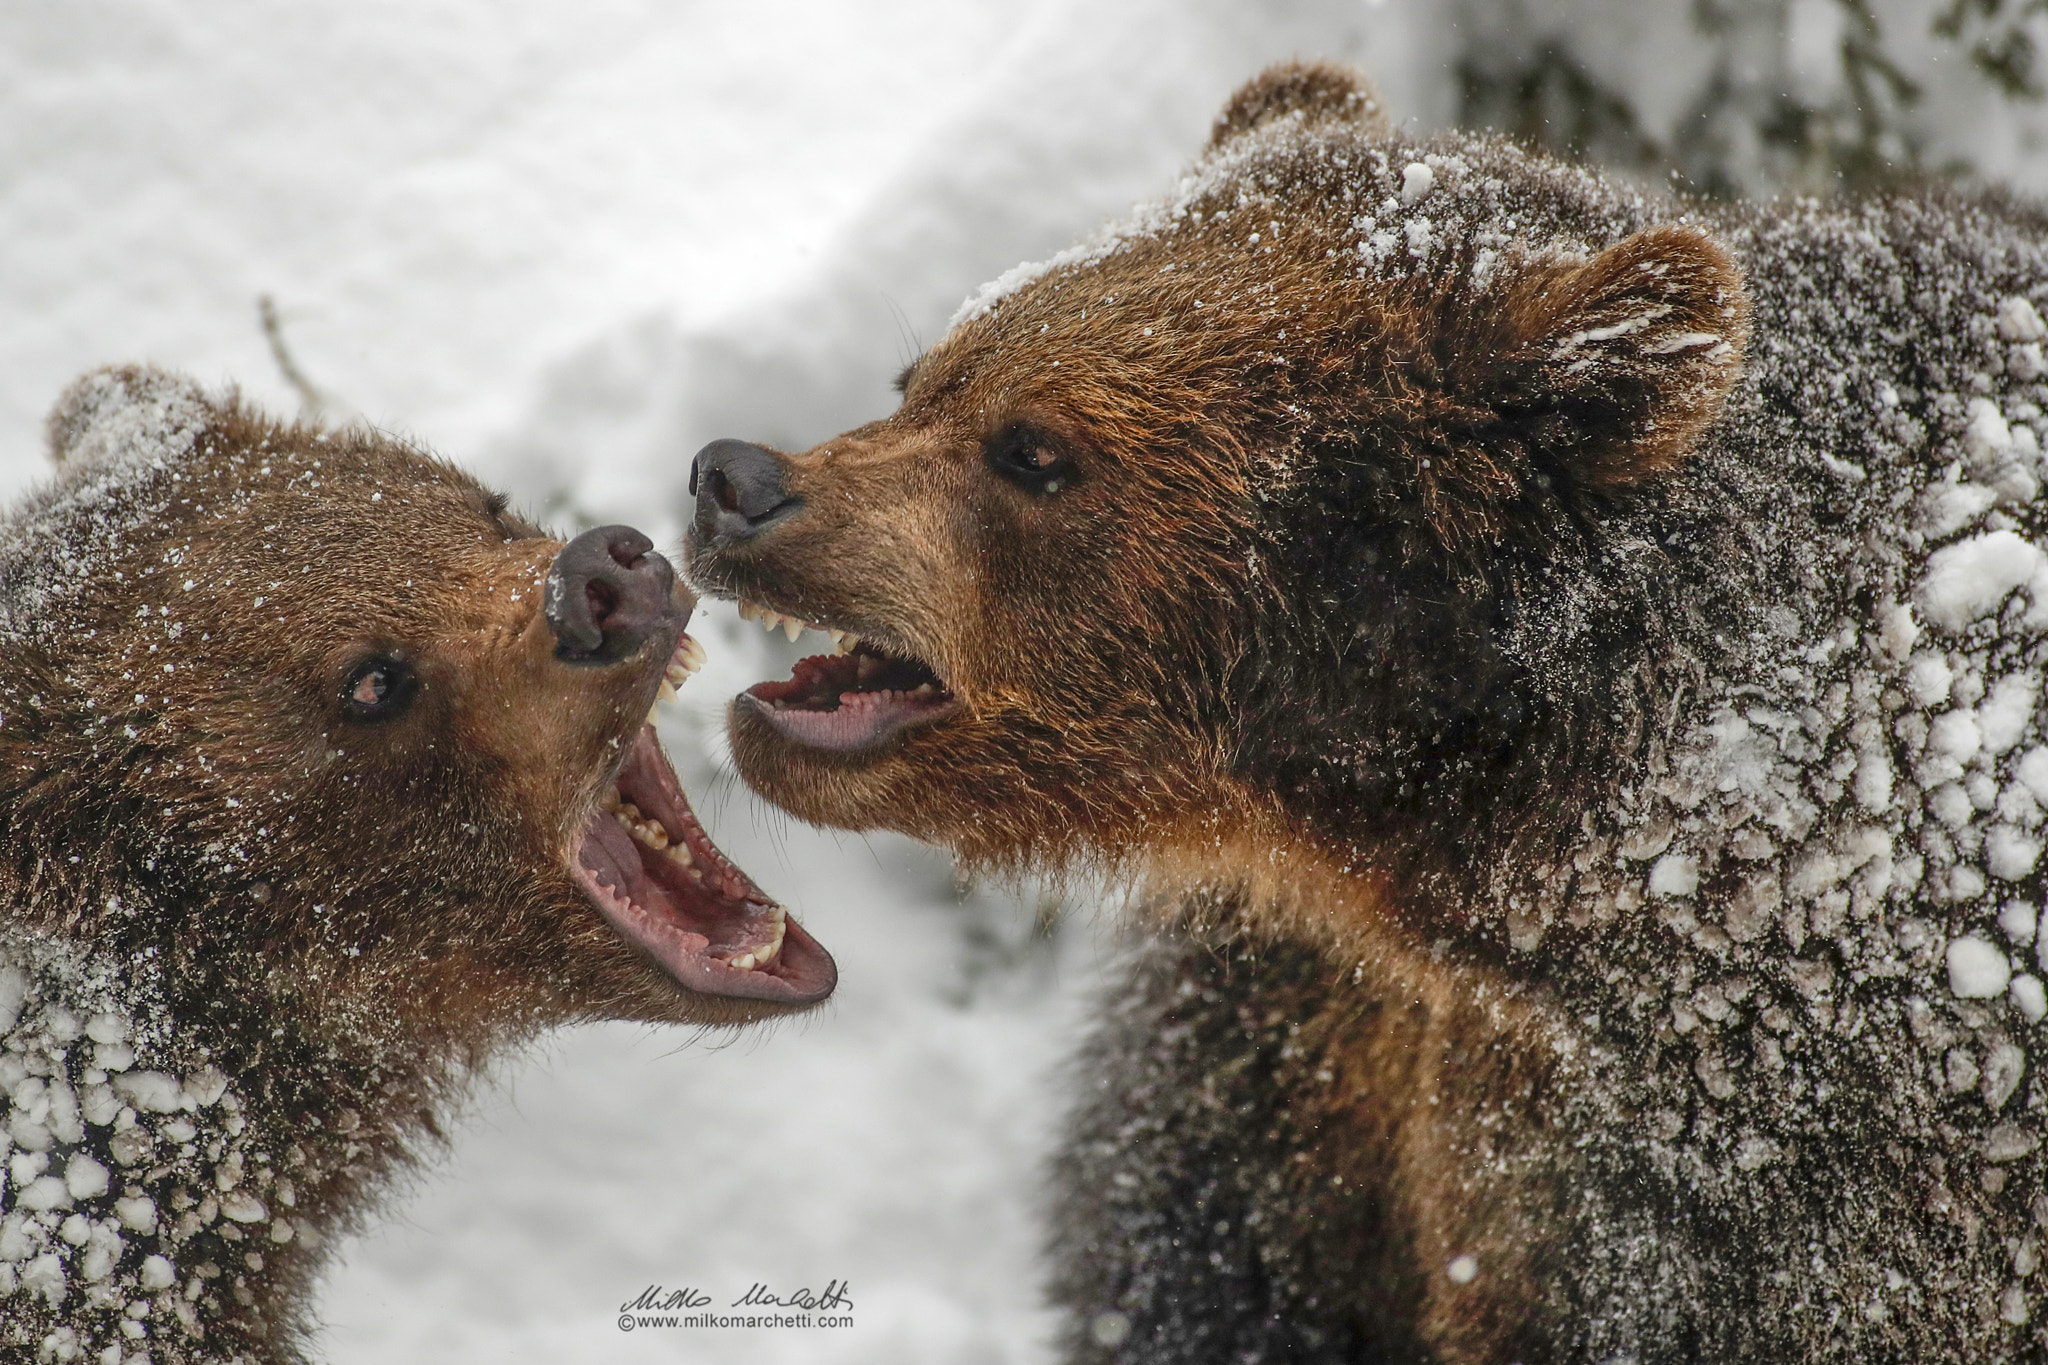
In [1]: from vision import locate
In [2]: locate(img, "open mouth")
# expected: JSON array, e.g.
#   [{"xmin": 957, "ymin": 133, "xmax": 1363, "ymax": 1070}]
[
  {"xmin": 571, "ymin": 634, "xmax": 836, "ymax": 1005},
  {"xmin": 731, "ymin": 597, "xmax": 959, "ymax": 753}
]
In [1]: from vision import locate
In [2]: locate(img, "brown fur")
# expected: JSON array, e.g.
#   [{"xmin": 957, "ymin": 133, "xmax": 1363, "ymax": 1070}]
[
  {"xmin": 1207, "ymin": 60, "xmax": 1391, "ymax": 149},
  {"xmin": 692, "ymin": 68, "xmax": 1748, "ymax": 918},
  {"xmin": 0, "ymin": 368, "xmax": 812, "ymax": 1362},
  {"xmin": 693, "ymin": 60, "xmax": 2048, "ymax": 1365}
]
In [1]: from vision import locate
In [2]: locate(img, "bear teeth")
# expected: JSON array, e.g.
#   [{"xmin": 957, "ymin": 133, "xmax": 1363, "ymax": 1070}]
[
  {"xmin": 652, "ymin": 634, "xmax": 705, "ymax": 716},
  {"xmin": 726, "ymin": 906, "xmax": 786, "ymax": 971},
  {"xmin": 669, "ymin": 634, "xmax": 706, "ymax": 680},
  {"xmin": 596, "ymin": 782, "xmax": 783, "ymax": 971},
  {"xmin": 614, "ymin": 801, "xmax": 670, "ymax": 850},
  {"xmin": 738, "ymin": 597, "xmax": 829, "ymax": 644},
  {"xmin": 607, "ymin": 790, "xmax": 727, "ymax": 887}
]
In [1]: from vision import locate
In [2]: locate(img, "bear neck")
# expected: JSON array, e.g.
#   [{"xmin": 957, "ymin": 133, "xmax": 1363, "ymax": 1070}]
[{"xmin": 1232, "ymin": 399, "xmax": 1830, "ymax": 954}]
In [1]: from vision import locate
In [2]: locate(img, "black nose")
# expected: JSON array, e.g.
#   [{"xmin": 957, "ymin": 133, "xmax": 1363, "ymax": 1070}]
[
  {"xmin": 545, "ymin": 525, "xmax": 685, "ymax": 665},
  {"xmin": 690, "ymin": 439, "xmax": 802, "ymax": 546}
]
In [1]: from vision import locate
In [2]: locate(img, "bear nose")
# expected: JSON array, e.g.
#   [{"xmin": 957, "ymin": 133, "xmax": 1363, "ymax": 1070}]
[
  {"xmin": 689, "ymin": 439, "xmax": 802, "ymax": 546},
  {"xmin": 544, "ymin": 525, "xmax": 685, "ymax": 665}
]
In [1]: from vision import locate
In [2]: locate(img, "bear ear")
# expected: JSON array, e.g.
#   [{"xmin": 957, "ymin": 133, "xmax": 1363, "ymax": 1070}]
[
  {"xmin": 1208, "ymin": 61, "xmax": 1389, "ymax": 151},
  {"xmin": 1486, "ymin": 224, "xmax": 1750, "ymax": 487},
  {"xmin": 46, "ymin": 366, "xmax": 214, "ymax": 471}
]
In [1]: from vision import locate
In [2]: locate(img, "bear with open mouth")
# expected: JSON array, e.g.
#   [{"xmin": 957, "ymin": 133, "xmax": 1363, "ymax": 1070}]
[
  {"xmin": 688, "ymin": 61, "xmax": 2048, "ymax": 1365},
  {"xmin": 0, "ymin": 366, "xmax": 833, "ymax": 1363}
]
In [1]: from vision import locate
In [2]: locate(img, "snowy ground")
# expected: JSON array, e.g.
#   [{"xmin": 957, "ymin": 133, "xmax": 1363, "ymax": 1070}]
[{"xmin": 0, "ymin": 4, "xmax": 1448, "ymax": 1360}]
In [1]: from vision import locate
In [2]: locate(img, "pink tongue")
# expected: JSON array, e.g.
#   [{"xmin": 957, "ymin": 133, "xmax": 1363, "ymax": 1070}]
[
  {"xmin": 772, "ymin": 692, "xmax": 923, "ymax": 751},
  {"xmin": 578, "ymin": 818, "xmax": 646, "ymax": 896}
]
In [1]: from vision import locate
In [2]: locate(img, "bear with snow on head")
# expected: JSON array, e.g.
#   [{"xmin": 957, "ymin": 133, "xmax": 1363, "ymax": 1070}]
[
  {"xmin": 0, "ymin": 368, "xmax": 834, "ymax": 1363},
  {"xmin": 687, "ymin": 61, "xmax": 2048, "ymax": 1362}
]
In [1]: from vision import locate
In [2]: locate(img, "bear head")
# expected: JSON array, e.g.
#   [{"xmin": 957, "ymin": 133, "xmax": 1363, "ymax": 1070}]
[
  {"xmin": 686, "ymin": 63, "xmax": 1748, "ymax": 899},
  {"xmin": 3, "ymin": 367, "xmax": 834, "ymax": 1051}
]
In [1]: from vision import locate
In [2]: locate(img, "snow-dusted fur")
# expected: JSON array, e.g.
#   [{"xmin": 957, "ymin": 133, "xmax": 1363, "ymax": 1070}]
[
  {"xmin": 0, "ymin": 930, "xmax": 368, "ymax": 1365},
  {"xmin": 0, "ymin": 381, "xmax": 359, "ymax": 1365},
  {"xmin": 678, "ymin": 59, "xmax": 2048, "ymax": 1361},
  {"xmin": 1038, "ymin": 80, "xmax": 2048, "ymax": 1362},
  {"xmin": 0, "ymin": 370, "xmax": 746, "ymax": 1364}
]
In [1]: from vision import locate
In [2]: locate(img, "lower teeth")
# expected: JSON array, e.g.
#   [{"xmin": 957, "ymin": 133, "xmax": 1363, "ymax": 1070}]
[
  {"xmin": 603, "ymin": 789, "xmax": 782, "ymax": 966},
  {"xmin": 727, "ymin": 907, "xmax": 787, "ymax": 971}
]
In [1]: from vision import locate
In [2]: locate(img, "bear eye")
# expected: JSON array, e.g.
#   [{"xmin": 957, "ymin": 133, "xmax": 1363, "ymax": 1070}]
[
  {"xmin": 985, "ymin": 424, "xmax": 1074, "ymax": 495},
  {"xmin": 341, "ymin": 656, "xmax": 419, "ymax": 723}
]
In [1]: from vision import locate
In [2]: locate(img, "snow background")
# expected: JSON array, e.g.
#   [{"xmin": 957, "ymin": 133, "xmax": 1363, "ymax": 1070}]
[{"xmin": 2, "ymin": 2, "xmax": 2046, "ymax": 1360}]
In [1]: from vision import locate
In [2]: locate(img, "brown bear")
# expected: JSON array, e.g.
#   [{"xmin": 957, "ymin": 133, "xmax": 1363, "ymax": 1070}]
[
  {"xmin": 685, "ymin": 61, "xmax": 2048, "ymax": 1364},
  {"xmin": 0, "ymin": 367, "xmax": 834, "ymax": 1364}
]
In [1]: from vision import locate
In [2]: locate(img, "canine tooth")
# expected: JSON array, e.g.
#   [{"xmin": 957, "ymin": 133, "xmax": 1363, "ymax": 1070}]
[
  {"xmin": 647, "ymin": 702, "xmax": 662, "ymax": 726},
  {"xmin": 601, "ymin": 786, "xmax": 622, "ymax": 811},
  {"xmin": 782, "ymin": 615, "xmax": 803, "ymax": 642}
]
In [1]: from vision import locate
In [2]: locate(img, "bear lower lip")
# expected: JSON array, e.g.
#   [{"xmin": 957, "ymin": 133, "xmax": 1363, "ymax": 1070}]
[
  {"xmin": 743, "ymin": 644, "xmax": 957, "ymax": 753},
  {"xmin": 570, "ymin": 725, "xmax": 836, "ymax": 1005}
]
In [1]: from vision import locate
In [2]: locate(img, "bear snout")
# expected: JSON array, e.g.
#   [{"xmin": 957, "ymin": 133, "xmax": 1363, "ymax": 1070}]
[
  {"xmin": 689, "ymin": 437, "xmax": 803, "ymax": 546},
  {"xmin": 544, "ymin": 524, "xmax": 690, "ymax": 664}
]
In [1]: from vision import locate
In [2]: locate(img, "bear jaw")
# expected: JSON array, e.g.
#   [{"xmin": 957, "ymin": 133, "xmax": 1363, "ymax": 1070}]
[{"xmin": 569, "ymin": 720, "xmax": 836, "ymax": 1007}]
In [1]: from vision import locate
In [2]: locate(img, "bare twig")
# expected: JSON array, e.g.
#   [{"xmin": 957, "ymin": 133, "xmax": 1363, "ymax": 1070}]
[{"xmin": 257, "ymin": 295, "xmax": 328, "ymax": 417}]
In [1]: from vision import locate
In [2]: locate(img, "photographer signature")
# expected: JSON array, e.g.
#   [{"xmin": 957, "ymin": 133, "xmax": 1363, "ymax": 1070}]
[
  {"xmin": 618, "ymin": 1280, "xmax": 854, "ymax": 1313},
  {"xmin": 731, "ymin": 1279, "xmax": 854, "ymax": 1311}
]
